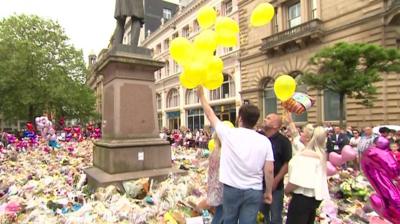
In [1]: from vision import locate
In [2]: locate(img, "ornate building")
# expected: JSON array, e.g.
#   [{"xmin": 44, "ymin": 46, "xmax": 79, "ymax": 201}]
[
  {"xmin": 142, "ymin": 0, "xmax": 241, "ymax": 131},
  {"xmin": 239, "ymin": 0, "xmax": 400, "ymax": 127}
]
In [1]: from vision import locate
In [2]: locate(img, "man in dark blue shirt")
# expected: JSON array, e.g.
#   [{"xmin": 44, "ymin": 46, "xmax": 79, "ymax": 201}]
[{"xmin": 260, "ymin": 113, "xmax": 292, "ymax": 224}]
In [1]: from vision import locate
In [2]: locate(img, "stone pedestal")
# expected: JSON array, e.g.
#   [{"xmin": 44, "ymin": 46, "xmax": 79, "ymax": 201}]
[{"xmin": 85, "ymin": 47, "xmax": 185, "ymax": 190}]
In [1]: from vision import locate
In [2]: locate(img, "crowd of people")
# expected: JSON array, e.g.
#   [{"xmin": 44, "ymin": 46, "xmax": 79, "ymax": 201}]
[
  {"xmin": 160, "ymin": 127, "xmax": 212, "ymax": 150},
  {"xmin": 173, "ymin": 86, "xmax": 399, "ymax": 224}
]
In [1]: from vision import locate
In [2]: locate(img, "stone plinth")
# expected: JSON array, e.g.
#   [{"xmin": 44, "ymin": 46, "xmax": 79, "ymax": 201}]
[{"xmin": 85, "ymin": 48, "xmax": 185, "ymax": 190}]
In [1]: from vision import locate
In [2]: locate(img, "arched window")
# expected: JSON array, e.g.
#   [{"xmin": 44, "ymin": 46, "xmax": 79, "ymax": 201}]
[
  {"xmin": 167, "ymin": 89, "xmax": 179, "ymax": 108},
  {"xmin": 156, "ymin": 93, "xmax": 162, "ymax": 110},
  {"xmin": 263, "ymin": 78, "xmax": 277, "ymax": 117},
  {"xmin": 210, "ymin": 74, "xmax": 235, "ymax": 100},
  {"xmin": 185, "ymin": 89, "xmax": 199, "ymax": 105},
  {"xmin": 290, "ymin": 71, "xmax": 308, "ymax": 122}
]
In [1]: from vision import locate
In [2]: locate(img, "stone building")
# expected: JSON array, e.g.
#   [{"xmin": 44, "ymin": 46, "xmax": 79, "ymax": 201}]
[
  {"xmin": 142, "ymin": 0, "xmax": 241, "ymax": 131},
  {"xmin": 239, "ymin": 0, "xmax": 400, "ymax": 127}
]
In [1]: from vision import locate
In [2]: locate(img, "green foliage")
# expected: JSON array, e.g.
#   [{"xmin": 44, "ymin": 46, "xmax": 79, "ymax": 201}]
[
  {"xmin": 301, "ymin": 42, "xmax": 400, "ymax": 126},
  {"xmin": 0, "ymin": 14, "xmax": 96, "ymax": 122}
]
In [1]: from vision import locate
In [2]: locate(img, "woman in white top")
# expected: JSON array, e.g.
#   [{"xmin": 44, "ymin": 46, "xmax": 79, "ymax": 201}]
[
  {"xmin": 349, "ymin": 129, "xmax": 361, "ymax": 170},
  {"xmin": 284, "ymin": 126, "xmax": 330, "ymax": 224},
  {"xmin": 284, "ymin": 111, "xmax": 315, "ymax": 156}
]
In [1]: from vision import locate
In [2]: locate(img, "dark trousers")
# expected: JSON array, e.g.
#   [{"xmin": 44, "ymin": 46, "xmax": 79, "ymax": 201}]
[{"xmin": 286, "ymin": 194, "xmax": 321, "ymax": 224}]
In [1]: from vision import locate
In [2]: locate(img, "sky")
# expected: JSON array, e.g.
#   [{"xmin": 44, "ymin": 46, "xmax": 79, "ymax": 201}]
[{"xmin": 0, "ymin": 0, "xmax": 116, "ymax": 62}]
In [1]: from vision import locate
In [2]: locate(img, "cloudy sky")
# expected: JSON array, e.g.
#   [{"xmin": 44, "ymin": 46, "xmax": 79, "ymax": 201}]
[{"xmin": 0, "ymin": 0, "xmax": 117, "ymax": 61}]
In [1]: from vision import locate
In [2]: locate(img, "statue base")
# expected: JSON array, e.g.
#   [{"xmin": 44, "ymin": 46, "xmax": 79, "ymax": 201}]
[
  {"xmin": 85, "ymin": 50, "xmax": 185, "ymax": 192},
  {"xmin": 110, "ymin": 44, "xmax": 152, "ymax": 57}
]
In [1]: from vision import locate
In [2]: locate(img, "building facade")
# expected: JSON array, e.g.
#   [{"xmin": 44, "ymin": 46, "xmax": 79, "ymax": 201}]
[
  {"xmin": 239, "ymin": 0, "xmax": 400, "ymax": 127},
  {"xmin": 142, "ymin": 0, "xmax": 242, "ymax": 131}
]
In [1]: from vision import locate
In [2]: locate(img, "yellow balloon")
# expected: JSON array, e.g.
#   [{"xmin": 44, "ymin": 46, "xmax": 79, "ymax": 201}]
[
  {"xmin": 180, "ymin": 73, "xmax": 200, "ymax": 89},
  {"xmin": 170, "ymin": 37, "xmax": 192, "ymax": 64},
  {"xmin": 273, "ymin": 75, "xmax": 297, "ymax": 101},
  {"xmin": 208, "ymin": 139, "xmax": 215, "ymax": 152},
  {"xmin": 223, "ymin": 121, "xmax": 235, "ymax": 128},
  {"xmin": 197, "ymin": 6, "xmax": 217, "ymax": 29},
  {"xmin": 216, "ymin": 33, "xmax": 238, "ymax": 47},
  {"xmin": 250, "ymin": 3, "xmax": 275, "ymax": 27},
  {"xmin": 182, "ymin": 59, "xmax": 207, "ymax": 83},
  {"xmin": 215, "ymin": 17, "xmax": 240, "ymax": 35},
  {"xmin": 203, "ymin": 72, "xmax": 223, "ymax": 90},
  {"xmin": 208, "ymin": 56, "xmax": 224, "ymax": 74},
  {"xmin": 194, "ymin": 29, "xmax": 218, "ymax": 54}
]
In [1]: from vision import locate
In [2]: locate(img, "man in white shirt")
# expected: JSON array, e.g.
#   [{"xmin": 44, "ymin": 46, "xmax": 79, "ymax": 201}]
[{"xmin": 197, "ymin": 86, "xmax": 274, "ymax": 224}]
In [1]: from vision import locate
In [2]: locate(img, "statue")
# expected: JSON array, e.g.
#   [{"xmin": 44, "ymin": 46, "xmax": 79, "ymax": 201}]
[{"xmin": 113, "ymin": 0, "xmax": 144, "ymax": 48}]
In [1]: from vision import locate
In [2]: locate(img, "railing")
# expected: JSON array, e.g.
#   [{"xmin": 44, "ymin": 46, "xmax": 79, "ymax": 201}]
[{"xmin": 262, "ymin": 19, "xmax": 323, "ymax": 50}]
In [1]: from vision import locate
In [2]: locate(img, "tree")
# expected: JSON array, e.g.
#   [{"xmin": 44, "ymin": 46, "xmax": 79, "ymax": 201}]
[
  {"xmin": 0, "ymin": 15, "xmax": 97, "ymax": 125},
  {"xmin": 301, "ymin": 42, "xmax": 400, "ymax": 127}
]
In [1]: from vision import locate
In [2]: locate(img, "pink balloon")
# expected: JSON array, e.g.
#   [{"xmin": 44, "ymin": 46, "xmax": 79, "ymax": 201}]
[
  {"xmin": 327, "ymin": 161, "xmax": 338, "ymax": 176},
  {"xmin": 329, "ymin": 152, "xmax": 344, "ymax": 166},
  {"xmin": 341, "ymin": 145, "xmax": 357, "ymax": 162},
  {"xmin": 361, "ymin": 145, "xmax": 400, "ymax": 224}
]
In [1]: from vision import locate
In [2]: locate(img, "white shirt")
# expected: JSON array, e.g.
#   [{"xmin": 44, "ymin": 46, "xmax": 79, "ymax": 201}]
[
  {"xmin": 215, "ymin": 121, "xmax": 274, "ymax": 190},
  {"xmin": 288, "ymin": 152, "xmax": 330, "ymax": 201}
]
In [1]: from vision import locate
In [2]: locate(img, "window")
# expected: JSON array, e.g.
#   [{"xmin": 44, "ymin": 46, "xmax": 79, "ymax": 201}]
[
  {"xmin": 186, "ymin": 89, "xmax": 199, "ymax": 105},
  {"xmin": 291, "ymin": 72, "xmax": 307, "ymax": 122},
  {"xmin": 263, "ymin": 81, "xmax": 277, "ymax": 116},
  {"xmin": 224, "ymin": 47, "xmax": 233, "ymax": 54},
  {"xmin": 167, "ymin": 89, "xmax": 180, "ymax": 108},
  {"xmin": 182, "ymin": 26, "xmax": 190, "ymax": 38},
  {"xmin": 165, "ymin": 60, "xmax": 170, "ymax": 76},
  {"xmin": 155, "ymin": 70, "xmax": 161, "ymax": 80},
  {"xmin": 164, "ymin": 39, "xmax": 169, "ymax": 50},
  {"xmin": 397, "ymin": 39, "xmax": 400, "ymax": 49},
  {"xmin": 223, "ymin": 0, "xmax": 233, "ymax": 15},
  {"xmin": 156, "ymin": 94, "xmax": 162, "ymax": 110},
  {"xmin": 288, "ymin": 2, "xmax": 301, "ymax": 28},
  {"xmin": 163, "ymin": 8, "xmax": 172, "ymax": 20},
  {"xmin": 324, "ymin": 90, "xmax": 341, "ymax": 121},
  {"xmin": 173, "ymin": 32, "xmax": 179, "ymax": 39},
  {"xmin": 187, "ymin": 108, "xmax": 204, "ymax": 131},
  {"xmin": 174, "ymin": 61, "xmax": 181, "ymax": 74},
  {"xmin": 310, "ymin": 0, "xmax": 317, "ymax": 19},
  {"xmin": 273, "ymin": 8, "xmax": 279, "ymax": 33},
  {"xmin": 210, "ymin": 75, "xmax": 235, "ymax": 100},
  {"xmin": 156, "ymin": 44, "xmax": 162, "ymax": 54},
  {"xmin": 193, "ymin": 20, "xmax": 200, "ymax": 33}
]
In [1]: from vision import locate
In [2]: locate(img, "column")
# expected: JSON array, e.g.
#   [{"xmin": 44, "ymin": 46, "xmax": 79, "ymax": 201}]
[{"xmin": 301, "ymin": 0, "xmax": 309, "ymax": 23}]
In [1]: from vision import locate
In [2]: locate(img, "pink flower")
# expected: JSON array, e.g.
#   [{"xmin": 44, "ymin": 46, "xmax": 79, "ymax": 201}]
[{"xmin": 5, "ymin": 201, "xmax": 21, "ymax": 215}]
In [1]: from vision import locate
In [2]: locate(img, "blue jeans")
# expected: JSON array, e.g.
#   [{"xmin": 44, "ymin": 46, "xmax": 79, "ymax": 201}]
[
  {"xmin": 259, "ymin": 189, "xmax": 284, "ymax": 224},
  {"xmin": 212, "ymin": 205, "xmax": 223, "ymax": 224},
  {"xmin": 222, "ymin": 184, "xmax": 263, "ymax": 224}
]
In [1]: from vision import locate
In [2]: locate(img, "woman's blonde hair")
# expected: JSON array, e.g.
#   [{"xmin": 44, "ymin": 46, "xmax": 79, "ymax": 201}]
[{"xmin": 305, "ymin": 126, "xmax": 327, "ymax": 163}]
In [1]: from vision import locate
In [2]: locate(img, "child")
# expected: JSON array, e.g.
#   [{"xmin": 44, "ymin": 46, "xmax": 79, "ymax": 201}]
[{"xmin": 390, "ymin": 140, "xmax": 400, "ymax": 162}]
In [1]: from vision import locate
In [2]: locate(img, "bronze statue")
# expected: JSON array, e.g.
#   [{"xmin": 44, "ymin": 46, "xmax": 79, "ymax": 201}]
[{"xmin": 113, "ymin": 0, "xmax": 144, "ymax": 47}]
